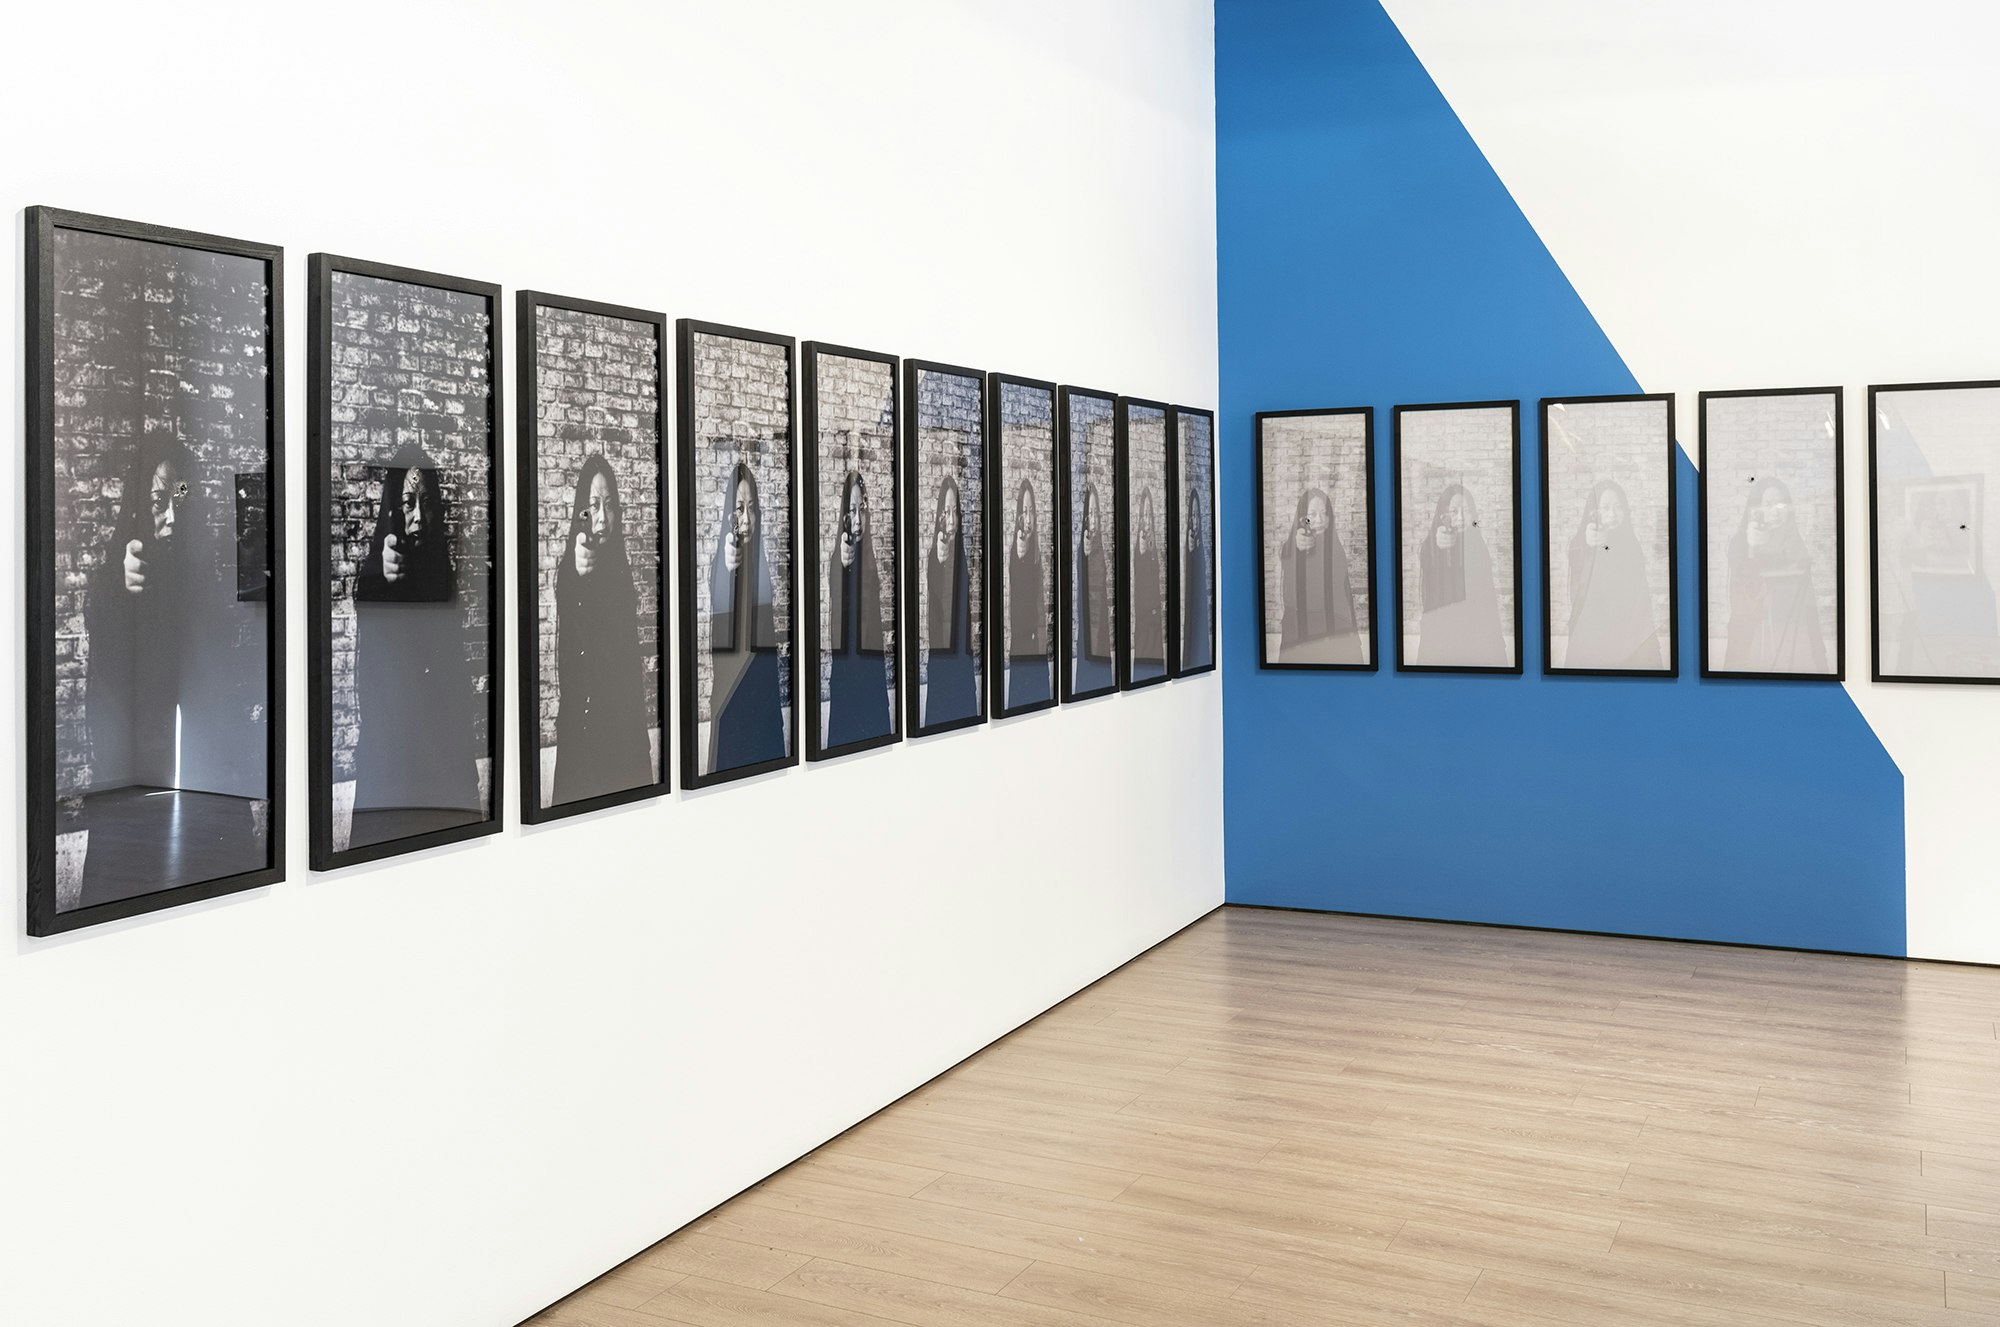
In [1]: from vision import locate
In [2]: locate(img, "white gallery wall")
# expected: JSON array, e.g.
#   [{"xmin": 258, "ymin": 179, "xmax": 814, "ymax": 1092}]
[
  {"xmin": 1385, "ymin": 0, "xmax": 2000, "ymax": 963},
  {"xmin": 0, "ymin": 4, "xmax": 1222, "ymax": 1324}
]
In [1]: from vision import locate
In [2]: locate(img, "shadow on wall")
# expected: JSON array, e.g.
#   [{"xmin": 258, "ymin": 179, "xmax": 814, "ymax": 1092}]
[{"xmin": 1215, "ymin": 0, "xmax": 1904, "ymax": 954}]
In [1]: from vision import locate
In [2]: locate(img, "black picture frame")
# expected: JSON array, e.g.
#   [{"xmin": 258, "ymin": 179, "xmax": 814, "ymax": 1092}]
[
  {"xmin": 1057, "ymin": 385, "xmax": 1121, "ymax": 702},
  {"xmin": 801, "ymin": 340, "xmax": 903, "ymax": 760},
  {"xmin": 675, "ymin": 319, "xmax": 802, "ymax": 788},
  {"xmin": 903, "ymin": 359, "xmax": 990, "ymax": 737},
  {"xmin": 1538, "ymin": 391, "xmax": 1679, "ymax": 678},
  {"xmin": 1697, "ymin": 386, "xmax": 1845, "ymax": 682},
  {"xmin": 516, "ymin": 292, "xmax": 671, "ymax": 823},
  {"xmin": 1169, "ymin": 405, "xmax": 1218, "ymax": 678},
  {"xmin": 1254, "ymin": 407, "xmax": 1379, "ymax": 673},
  {"xmin": 988, "ymin": 372, "xmax": 1062, "ymax": 719},
  {"xmin": 1116, "ymin": 395, "xmax": 1175, "ymax": 691},
  {"xmin": 1392, "ymin": 400, "xmax": 1523, "ymax": 675},
  {"xmin": 1868, "ymin": 378, "xmax": 2000, "ymax": 686},
  {"xmin": 308, "ymin": 254, "xmax": 505, "ymax": 870},
  {"xmin": 26, "ymin": 206, "xmax": 287, "ymax": 935}
]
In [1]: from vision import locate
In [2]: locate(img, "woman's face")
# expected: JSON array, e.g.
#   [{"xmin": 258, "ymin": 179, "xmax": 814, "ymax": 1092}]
[
  {"xmin": 934, "ymin": 491, "xmax": 956, "ymax": 560},
  {"xmin": 400, "ymin": 468, "xmax": 433, "ymax": 547},
  {"xmin": 730, "ymin": 477, "xmax": 757, "ymax": 548},
  {"xmin": 1016, "ymin": 486, "xmax": 1034, "ymax": 530},
  {"xmin": 1295, "ymin": 493, "xmax": 1328, "ymax": 553},
  {"xmin": 1755, "ymin": 487, "xmax": 1791, "ymax": 530},
  {"xmin": 149, "ymin": 460, "xmax": 186, "ymax": 543},
  {"xmin": 1595, "ymin": 489, "xmax": 1624, "ymax": 529},
  {"xmin": 843, "ymin": 483, "xmax": 867, "ymax": 547},
  {"xmin": 583, "ymin": 471, "xmax": 614, "ymax": 544},
  {"xmin": 1137, "ymin": 493, "xmax": 1154, "ymax": 552}
]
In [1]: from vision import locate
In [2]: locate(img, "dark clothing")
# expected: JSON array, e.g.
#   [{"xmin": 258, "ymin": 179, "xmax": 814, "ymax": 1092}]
[
  {"xmin": 552, "ymin": 524, "xmax": 652, "ymax": 804},
  {"xmin": 825, "ymin": 522, "xmax": 891, "ymax": 748},
  {"xmin": 707, "ymin": 470, "xmax": 786, "ymax": 773}
]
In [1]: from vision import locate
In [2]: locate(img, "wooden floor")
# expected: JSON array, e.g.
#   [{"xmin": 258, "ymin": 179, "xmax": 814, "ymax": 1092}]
[{"xmin": 525, "ymin": 906, "xmax": 2000, "ymax": 1326}]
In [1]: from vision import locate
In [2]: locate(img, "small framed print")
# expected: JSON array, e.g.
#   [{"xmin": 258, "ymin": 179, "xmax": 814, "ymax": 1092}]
[
  {"xmin": 677, "ymin": 320, "xmax": 799, "ymax": 787},
  {"xmin": 309, "ymin": 254, "xmax": 503, "ymax": 871},
  {"xmin": 517, "ymin": 293, "xmax": 670, "ymax": 822},
  {"xmin": 26, "ymin": 207, "xmax": 285, "ymax": 934},
  {"xmin": 802, "ymin": 342, "xmax": 901, "ymax": 759},
  {"xmin": 904, "ymin": 360, "xmax": 988, "ymax": 736},
  {"xmin": 989, "ymin": 374, "xmax": 1060, "ymax": 718},
  {"xmin": 1172, "ymin": 405, "xmax": 1217, "ymax": 677},
  {"xmin": 1058, "ymin": 386, "xmax": 1120, "ymax": 701},
  {"xmin": 1392, "ymin": 401, "xmax": 1520, "ymax": 673},
  {"xmin": 1540, "ymin": 393, "xmax": 1678, "ymax": 677},
  {"xmin": 1257, "ymin": 407, "xmax": 1377, "ymax": 670},
  {"xmin": 1870, "ymin": 379, "xmax": 2000, "ymax": 684},
  {"xmin": 1117, "ymin": 396, "xmax": 1174, "ymax": 690},
  {"xmin": 1699, "ymin": 387, "xmax": 1843, "ymax": 680}
]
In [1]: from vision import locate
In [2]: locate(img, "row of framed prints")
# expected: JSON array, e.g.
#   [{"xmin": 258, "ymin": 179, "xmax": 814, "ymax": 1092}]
[
  {"xmin": 1258, "ymin": 385, "xmax": 2000, "ymax": 686},
  {"xmin": 24, "ymin": 207, "xmax": 1217, "ymax": 936}
]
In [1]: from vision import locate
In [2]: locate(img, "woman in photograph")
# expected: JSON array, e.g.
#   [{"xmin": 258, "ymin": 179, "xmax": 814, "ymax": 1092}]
[
  {"xmin": 1278, "ymin": 485, "xmax": 1361, "ymax": 664},
  {"xmin": 706, "ymin": 461, "xmax": 785, "ymax": 772},
  {"xmin": 923, "ymin": 475, "xmax": 978, "ymax": 724},
  {"xmin": 824, "ymin": 470, "xmax": 890, "ymax": 748},
  {"xmin": 1006, "ymin": 477, "xmax": 1051, "ymax": 706},
  {"xmin": 1723, "ymin": 479, "xmax": 1826, "ymax": 674},
  {"xmin": 1417, "ymin": 483, "xmax": 1506, "ymax": 666},
  {"xmin": 1566, "ymin": 478, "xmax": 1662, "ymax": 670},
  {"xmin": 1073, "ymin": 481, "xmax": 1115, "ymax": 692},
  {"xmin": 553, "ymin": 454, "xmax": 652, "ymax": 803},
  {"xmin": 1182, "ymin": 480, "xmax": 1212, "ymax": 670},
  {"xmin": 353, "ymin": 447, "xmax": 483, "ymax": 839},
  {"xmin": 1132, "ymin": 487, "xmax": 1167, "ymax": 670}
]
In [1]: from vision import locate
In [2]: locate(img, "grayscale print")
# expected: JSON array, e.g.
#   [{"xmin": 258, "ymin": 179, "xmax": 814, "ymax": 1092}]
[
  {"xmin": 909, "ymin": 365, "xmax": 985, "ymax": 732},
  {"xmin": 1062, "ymin": 391, "xmax": 1119, "ymax": 698},
  {"xmin": 1395, "ymin": 404, "xmax": 1516, "ymax": 670},
  {"xmin": 996, "ymin": 379, "xmax": 1058, "ymax": 714},
  {"xmin": 1545, "ymin": 396, "xmax": 1674, "ymax": 673},
  {"xmin": 529, "ymin": 304, "xmax": 664, "ymax": 810},
  {"xmin": 1702, "ymin": 391, "xmax": 1840, "ymax": 678},
  {"xmin": 1873, "ymin": 382, "xmax": 2000, "ymax": 681},
  {"xmin": 1260, "ymin": 412, "xmax": 1372, "ymax": 667},
  {"xmin": 808, "ymin": 349, "xmax": 898, "ymax": 755},
  {"xmin": 1177, "ymin": 409, "xmax": 1216, "ymax": 674},
  {"xmin": 1123, "ymin": 401, "xmax": 1172, "ymax": 687}
]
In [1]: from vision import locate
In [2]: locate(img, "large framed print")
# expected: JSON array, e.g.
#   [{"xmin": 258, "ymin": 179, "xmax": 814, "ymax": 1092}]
[
  {"xmin": 1392, "ymin": 401, "xmax": 1520, "ymax": 674},
  {"xmin": 904, "ymin": 360, "xmax": 988, "ymax": 736},
  {"xmin": 1118, "ymin": 396, "xmax": 1174, "ymax": 690},
  {"xmin": 1172, "ymin": 406, "xmax": 1217, "ymax": 677},
  {"xmin": 989, "ymin": 374, "xmax": 1060, "ymax": 718},
  {"xmin": 309, "ymin": 255, "xmax": 503, "ymax": 869},
  {"xmin": 1058, "ymin": 386, "xmax": 1119, "ymax": 701},
  {"xmin": 802, "ymin": 342, "xmax": 901, "ymax": 759},
  {"xmin": 517, "ymin": 293, "xmax": 669, "ymax": 822},
  {"xmin": 1870, "ymin": 379, "xmax": 2000, "ymax": 684},
  {"xmin": 26, "ymin": 208, "xmax": 284, "ymax": 935},
  {"xmin": 1540, "ymin": 393, "xmax": 1677, "ymax": 677},
  {"xmin": 677, "ymin": 321, "xmax": 799, "ymax": 786},
  {"xmin": 1699, "ymin": 387, "xmax": 1843, "ymax": 680},
  {"xmin": 1257, "ymin": 407, "xmax": 1377, "ymax": 671}
]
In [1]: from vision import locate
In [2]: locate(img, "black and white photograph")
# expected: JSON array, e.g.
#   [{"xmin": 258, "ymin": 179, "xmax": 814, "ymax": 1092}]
[
  {"xmin": 26, "ymin": 208, "xmax": 284, "ymax": 935},
  {"xmin": 1541, "ymin": 393, "xmax": 1677, "ymax": 676},
  {"xmin": 677, "ymin": 321, "xmax": 798, "ymax": 786},
  {"xmin": 1699, "ymin": 387, "xmax": 1843, "ymax": 680},
  {"xmin": 802, "ymin": 342, "xmax": 900, "ymax": 759},
  {"xmin": 1870, "ymin": 380, "xmax": 2000, "ymax": 683},
  {"xmin": 904, "ymin": 361, "xmax": 987, "ymax": 735},
  {"xmin": 990, "ymin": 374, "xmax": 1060, "ymax": 718},
  {"xmin": 1257, "ymin": 408, "xmax": 1375, "ymax": 671},
  {"xmin": 1393, "ymin": 401, "xmax": 1520, "ymax": 673},
  {"xmin": 309, "ymin": 255, "xmax": 502, "ymax": 869},
  {"xmin": 1174, "ymin": 406, "xmax": 1217, "ymax": 677},
  {"xmin": 518, "ymin": 294, "xmax": 668, "ymax": 822},
  {"xmin": 1119, "ymin": 397, "xmax": 1174, "ymax": 690},
  {"xmin": 1059, "ymin": 386, "xmax": 1120, "ymax": 701}
]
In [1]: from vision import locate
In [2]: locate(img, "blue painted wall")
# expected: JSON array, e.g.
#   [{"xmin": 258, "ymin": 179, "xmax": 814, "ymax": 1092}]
[{"xmin": 1215, "ymin": 0, "xmax": 1906, "ymax": 954}]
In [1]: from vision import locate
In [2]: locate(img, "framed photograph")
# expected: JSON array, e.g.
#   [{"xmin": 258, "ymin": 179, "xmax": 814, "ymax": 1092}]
[
  {"xmin": 1058, "ymin": 386, "xmax": 1120, "ymax": 701},
  {"xmin": 25, "ymin": 208, "xmax": 284, "ymax": 935},
  {"xmin": 1698, "ymin": 387, "xmax": 1843, "ymax": 680},
  {"xmin": 904, "ymin": 361, "xmax": 988, "ymax": 736},
  {"xmin": 1257, "ymin": 408, "xmax": 1377, "ymax": 670},
  {"xmin": 1870, "ymin": 379, "xmax": 2000, "ymax": 683},
  {"xmin": 802, "ymin": 342, "xmax": 901, "ymax": 759},
  {"xmin": 677, "ymin": 321, "xmax": 799, "ymax": 787},
  {"xmin": 517, "ymin": 293, "xmax": 669, "ymax": 822},
  {"xmin": 1118, "ymin": 396, "xmax": 1174, "ymax": 690},
  {"xmin": 1392, "ymin": 401, "xmax": 1520, "ymax": 673},
  {"xmin": 309, "ymin": 255, "xmax": 503, "ymax": 870},
  {"xmin": 989, "ymin": 374, "xmax": 1060, "ymax": 718},
  {"xmin": 1172, "ymin": 406, "xmax": 1217, "ymax": 677},
  {"xmin": 1540, "ymin": 393, "xmax": 1677, "ymax": 677}
]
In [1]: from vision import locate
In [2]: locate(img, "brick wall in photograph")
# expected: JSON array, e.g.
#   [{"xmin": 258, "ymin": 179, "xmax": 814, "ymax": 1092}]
[
  {"xmin": 327, "ymin": 271, "xmax": 494, "ymax": 784},
  {"xmin": 531, "ymin": 306, "xmax": 663, "ymax": 752},
  {"xmin": 1544, "ymin": 397, "xmax": 1671, "ymax": 643},
  {"xmin": 912, "ymin": 368, "xmax": 985, "ymax": 685},
  {"xmin": 1066, "ymin": 395, "xmax": 1118, "ymax": 653},
  {"xmin": 687, "ymin": 331, "xmax": 792, "ymax": 724},
  {"xmin": 809, "ymin": 352, "xmax": 897, "ymax": 706},
  {"xmin": 996, "ymin": 382, "xmax": 1057, "ymax": 660},
  {"xmin": 1259, "ymin": 413, "xmax": 1370, "ymax": 642},
  {"xmin": 1397, "ymin": 406, "xmax": 1517, "ymax": 634}
]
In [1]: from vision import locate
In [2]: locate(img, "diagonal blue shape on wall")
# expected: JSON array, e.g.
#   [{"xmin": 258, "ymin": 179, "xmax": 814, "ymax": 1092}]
[{"xmin": 1216, "ymin": 0, "xmax": 1905, "ymax": 954}]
